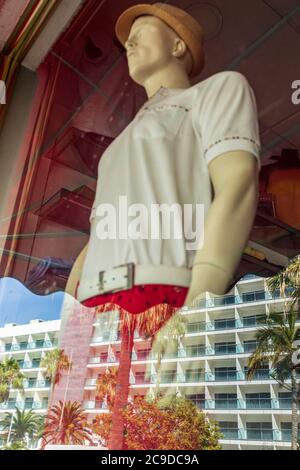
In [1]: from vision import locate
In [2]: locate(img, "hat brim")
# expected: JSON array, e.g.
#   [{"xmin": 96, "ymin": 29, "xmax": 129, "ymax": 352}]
[{"xmin": 115, "ymin": 4, "xmax": 161, "ymax": 47}]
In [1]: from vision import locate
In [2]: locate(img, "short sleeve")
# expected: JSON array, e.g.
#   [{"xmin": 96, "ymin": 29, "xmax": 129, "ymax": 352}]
[{"xmin": 193, "ymin": 71, "xmax": 261, "ymax": 171}]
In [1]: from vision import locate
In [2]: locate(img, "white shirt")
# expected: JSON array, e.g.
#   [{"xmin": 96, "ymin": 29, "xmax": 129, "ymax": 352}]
[{"xmin": 80, "ymin": 71, "xmax": 261, "ymax": 283}]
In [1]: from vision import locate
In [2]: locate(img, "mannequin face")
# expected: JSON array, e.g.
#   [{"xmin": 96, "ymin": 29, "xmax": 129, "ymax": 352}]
[{"xmin": 124, "ymin": 15, "xmax": 192, "ymax": 87}]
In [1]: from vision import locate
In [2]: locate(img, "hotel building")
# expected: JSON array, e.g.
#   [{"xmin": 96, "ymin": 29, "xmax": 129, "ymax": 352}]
[{"xmin": 1, "ymin": 274, "xmax": 299, "ymax": 450}]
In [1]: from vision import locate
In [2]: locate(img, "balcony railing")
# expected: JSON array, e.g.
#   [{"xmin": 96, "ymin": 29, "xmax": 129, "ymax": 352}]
[
  {"xmin": 220, "ymin": 428, "xmax": 299, "ymax": 442},
  {"xmin": 17, "ymin": 360, "xmax": 41, "ymax": 369},
  {"xmin": 91, "ymin": 330, "xmax": 138, "ymax": 344},
  {"xmin": 23, "ymin": 379, "xmax": 51, "ymax": 389},
  {"xmin": 195, "ymin": 399, "xmax": 293, "ymax": 410},
  {"xmin": 85, "ymin": 369, "xmax": 297, "ymax": 386},
  {"xmin": 129, "ymin": 370, "xmax": 280, "ymax": 385},
  {"xmin": 187, "ymin": 316, "xmax": 269, "ymax": 333},
  {"xmin": 82, "ymin": 398, "xmax": 295, "ymax": 417},
  {"xmin": 185, "ymin": 287, "xmax": 294, "ymax": 310},
  {"xmin": 89, "ymin": 310, "xmax": 298, "ymax": 346},
  {"xmin": 4, "ymin": 340, "xmax": 57, "ymax": 352},
  {"xmin": 83, "ymin": 401, "xmax": 108, "ymax": 410}
]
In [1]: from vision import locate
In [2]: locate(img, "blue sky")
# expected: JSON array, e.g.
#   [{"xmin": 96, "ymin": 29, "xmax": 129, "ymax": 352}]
[{"xmin": 0, "ymin": 277, "xmax": 64, "ymax": 327}]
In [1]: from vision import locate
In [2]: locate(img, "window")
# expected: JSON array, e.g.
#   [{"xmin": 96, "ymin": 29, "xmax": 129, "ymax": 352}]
[
  {"xmin": 243, "ymin": 314, "xmax": 266, "ymax": 327},
  {"xmin": 246, "ymin": 422, "xmax": 273, "ymax": 441},
  {"xmin": 35, "ymin": 339, "xmax": 44, "ymax": 348},
  {"xmin": 25, "ymin": 397, "xmax": 34, "ymax": 409},
  {"xmin": 186, "ymin": 394, "xmax": 205, "ymax": 409},
  {"xmin": 278, "ymin": 392, "xmax": 292, "ymax": 409},
  {"xmin": 281, "ymin": 422, "xmax": 300, "ymax": 441},
  {"xmin": 244, "ymin": 365, "xmax": 269, "ymax": 379},
  {"xmin": 215, "ymin": 342, "xmax": 236, "ymax": 355},
  {"xmin": 185, "ymin": 368, "xmax": 202, "ymax": 382},
  {"xmin": 136, "ymin": 349, "xmax": 151, "ymax": 360},
  {"xmin": 215, "ymin": 393, "xmax": 237, "ymax": 409},
  {"xmin": 243, "ymin": 340, "xmax": 258, "ymax": 353},
  {"xmin": 214, "ymin": 318, "xmax": 236, "ymax": 330},
  {"xmin": 246, "ymin": 393, "xmax": 271, "ymax": 409},
  {"xmin": 218, "ymin": 421, "xmax": 239, "ymax": 439},
  {"xmin": 215, "ymin": 367, "xmax": 237, "ymax": 381}
]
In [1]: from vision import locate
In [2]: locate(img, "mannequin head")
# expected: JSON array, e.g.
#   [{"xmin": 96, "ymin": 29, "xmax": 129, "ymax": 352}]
[{"xmin": 125, "ymin": 15, "xmax": 193, "ymax": 98}]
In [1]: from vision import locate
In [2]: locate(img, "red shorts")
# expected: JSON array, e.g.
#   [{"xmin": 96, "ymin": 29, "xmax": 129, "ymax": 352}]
[{"xmin": 81, "ymin": 284, "xmax": 188, "ymax": 314}]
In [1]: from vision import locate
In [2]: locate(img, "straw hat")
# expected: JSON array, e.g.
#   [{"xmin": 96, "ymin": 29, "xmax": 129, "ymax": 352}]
[{"xmin": 115, "ymin": 2, "xmax": 205, "ymax": 77}]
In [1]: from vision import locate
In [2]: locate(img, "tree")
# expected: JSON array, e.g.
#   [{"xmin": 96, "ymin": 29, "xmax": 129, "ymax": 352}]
[
  {"xmin": 92, "ymin": 394, "xmax": 221, "ymax": 450},
  {"xmin": 1, "ymin": 441, "xmax": 27, "ymax": 450},
  {"xmin": 247, "ymin": 257, "xmax": 300, "ymax": 450},
  {"xmin": 103, "ymin": 301, "xmax": 179, "ymax": 450},
  {"xmin": 148, "ymin": 312, "xmax": 187, "ymax": 397},
  {"xmin": 0, "ymin": 358, "xmax": 25, "ymax": 403},
  {"xmin": 41, "ymin": 400, "xmax": 94, "ymax": 448},
  {"xmin": 95, "ymin": 366, "xmax": 118, "ymax": 409},
  {"xmin": 0, "ymin": 407, "xmax": 43, "ymax": 448}
]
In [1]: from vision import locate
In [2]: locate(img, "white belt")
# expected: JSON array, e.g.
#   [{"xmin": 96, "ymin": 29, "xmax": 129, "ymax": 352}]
[{"xmin": 76, "ymin": 263, "xmax": 191, "ymax": 302}]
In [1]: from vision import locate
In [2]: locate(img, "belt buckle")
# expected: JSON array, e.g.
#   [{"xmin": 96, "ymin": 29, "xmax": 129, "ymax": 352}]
[{"xmin": 98, "ymin": 262, "xmax": 135, "ymax": 294}]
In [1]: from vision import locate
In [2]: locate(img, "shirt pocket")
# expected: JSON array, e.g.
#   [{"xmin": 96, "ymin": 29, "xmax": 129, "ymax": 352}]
[{"xmin": 133, "ymin": 104, "xmax": 189, "ymax": 140}]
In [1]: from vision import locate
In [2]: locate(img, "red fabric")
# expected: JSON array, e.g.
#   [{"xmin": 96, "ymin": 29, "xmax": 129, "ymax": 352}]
[{"xmin": 81, "ymin": 283, "xmax": 188, "ymax": 313}]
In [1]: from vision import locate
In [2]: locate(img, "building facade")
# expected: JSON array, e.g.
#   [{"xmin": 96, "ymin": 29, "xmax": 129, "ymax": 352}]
[{"xmin": 0, "ymin": 319, "xmax": 60, "ymax": 447}]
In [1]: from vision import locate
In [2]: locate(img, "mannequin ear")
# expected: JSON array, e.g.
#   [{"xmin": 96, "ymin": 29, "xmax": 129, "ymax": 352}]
[{"xmin": 172, "ymin": 39, "xmax": 192, "ymax": 75}]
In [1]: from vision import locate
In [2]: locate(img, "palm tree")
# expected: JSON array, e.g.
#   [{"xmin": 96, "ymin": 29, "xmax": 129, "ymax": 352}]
[
  {"xmin": 149, "ymin": 312, "xmax": 187, "ymax": 397},
  {"xmin": 95, "ymin": 367, "xmax": 118, "ymax": 409},
  {"xmin": 41, "ymin": 400, "xmax": 94, "ymax": 448},
  {"xmin": 247, "ymin": 309, "xmax": 300, "ymax": 450},
  {"xmin": 0, "ymin": 358, "xmax": 25, "ymax": 403},
  {"xmin": 1, "ymin": 440, "xmax": 27, "ymax": 450},
  {"xmin": 281, "ymin": 255, "xmax": 300, "ymax": 314},
  {"xmin": 40, "ymin": 348, "xmax": 72, "ymax": 399},
  {"xmin": 0, "ymin": 407, "xmax": 43, "ymax": 448}
]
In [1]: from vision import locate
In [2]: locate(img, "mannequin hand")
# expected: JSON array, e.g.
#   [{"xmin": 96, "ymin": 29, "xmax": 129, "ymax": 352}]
[
  {"xmin": 183, "ymin": 287, "xmax": 207, "ymax": 308},
  {"xmin": 183, "ymin": 262, "xmax": 233, "ymax": 307}
]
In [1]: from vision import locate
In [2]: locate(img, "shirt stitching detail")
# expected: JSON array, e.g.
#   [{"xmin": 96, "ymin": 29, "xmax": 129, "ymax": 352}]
[{"xmin": 204, "ymin": 136, "xmax": 260, "ymax": 156}]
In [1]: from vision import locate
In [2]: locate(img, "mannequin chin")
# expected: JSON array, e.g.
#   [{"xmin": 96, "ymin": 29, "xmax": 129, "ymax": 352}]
[{"xmin": 125, "ymin": 15, "xmax": 193, "ymax": 99}]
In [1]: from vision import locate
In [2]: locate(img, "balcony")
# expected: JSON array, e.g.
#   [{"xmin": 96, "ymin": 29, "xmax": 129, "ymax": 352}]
[
  {"xmin": 0, "ymin": 401, "xmax": 48, "ymax": 410},
  {"xmin": 177, "ymin": 343, "xmax": 256, "ymax": 358},
  {"xmin": 198, "ymin": 399, "xmax": 293, "ymax": 410},
  {"xmin": 86, "ymin": 368, "xmax": 289, "ymax": 386},
  {"xmin": 91, "ymin": 330, "xmax": 138, "ymax": 345},
  {"xmin": 83, "ymin": 401, "xmax": 108, "ymax": 410},
  {"xmin": 17, "ymin": 360, "xmax": 41, "ymax": 369},
  {"xmin": 219, "ymin": 427, "xmax": 299, "ymax": 442},
  {"xmin": 90, "ymin": 312, "xmax": 298, "ymax": 346},
  {"xmin": 188, "ymin": 288, "xmax": 294, "ymax": 310},
  {"xmin": 186, "ymin": 317, "xmax": 267, "ymax": 333},
  {"xmin": 23, "ymin": 379, "xmax": 51, "ymax": 389},
  {"xmin": 129, "ymin": 368, "xmax": 284, "ymax": 385},
  {"xmin": 240, "ymin": 274, "xmax": 261, "ymax": 281}
]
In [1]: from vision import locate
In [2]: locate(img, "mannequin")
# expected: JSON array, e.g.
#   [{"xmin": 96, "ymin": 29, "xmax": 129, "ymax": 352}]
[
  {"xmin": 64, "ymin": 3, "xmax": 261, "ymax": 450},
  {"xmin": 66, "ymin": 10, "xmax": 260, "ymax": 306}
]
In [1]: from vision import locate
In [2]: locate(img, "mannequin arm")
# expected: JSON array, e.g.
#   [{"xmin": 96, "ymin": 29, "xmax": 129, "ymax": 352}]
[
  {"xmin": 184, "ymin": 150, "xmax": 259, "ymax": 306},
  {"xmin": 65, "ymin": 243, "xmax": 89, "ymax": 298}
]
